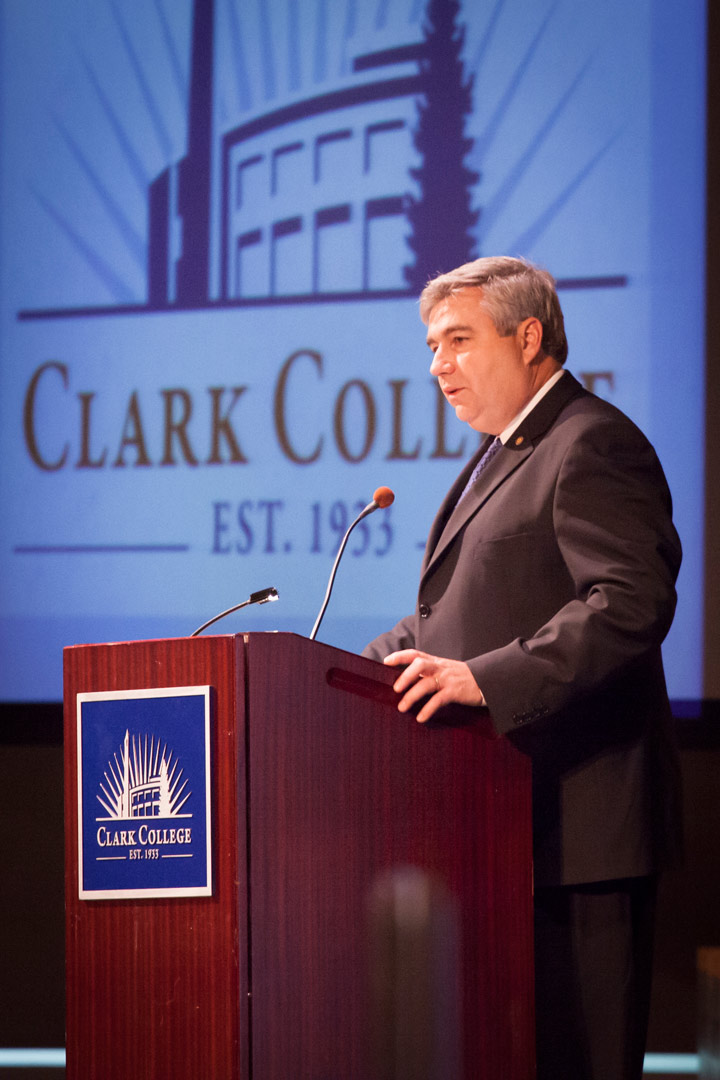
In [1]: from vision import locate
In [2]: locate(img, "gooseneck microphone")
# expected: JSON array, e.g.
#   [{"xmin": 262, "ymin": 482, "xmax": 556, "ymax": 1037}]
[
  {"xmin": 309, "ymin": 486, "xmax": 395, "ymax": 642},
  {"xmin": 190, "ymin": 586, "xmax": 279, "ymax": 637}
]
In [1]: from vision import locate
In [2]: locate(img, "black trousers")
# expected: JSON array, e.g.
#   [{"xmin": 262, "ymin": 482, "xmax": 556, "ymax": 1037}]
[{"xmin": 533, "ymin": 876, "xmax": 658, "ymax": 1080}]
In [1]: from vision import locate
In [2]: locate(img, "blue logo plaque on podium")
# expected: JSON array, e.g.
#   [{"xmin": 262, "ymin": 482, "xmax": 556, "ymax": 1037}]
[{"xmin": 77, "ymin": 686, "xmax": 212, "ymax": 900}]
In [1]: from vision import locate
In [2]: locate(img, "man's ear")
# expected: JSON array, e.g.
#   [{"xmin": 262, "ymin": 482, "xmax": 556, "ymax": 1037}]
[{"xmin": 519, "ymin": 317, "xmax": 544, "ymax": 364}]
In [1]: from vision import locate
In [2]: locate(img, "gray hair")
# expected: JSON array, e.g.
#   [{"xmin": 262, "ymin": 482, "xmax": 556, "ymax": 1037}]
[{"xmin": 419, "ymin": 256, "xmax": 568, "ymax": 365}]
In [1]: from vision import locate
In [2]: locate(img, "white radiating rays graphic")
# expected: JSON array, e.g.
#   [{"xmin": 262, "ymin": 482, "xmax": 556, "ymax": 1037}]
[{"xmin": 96, "ymin": 729, "xmax": 192, "ymax": 820}]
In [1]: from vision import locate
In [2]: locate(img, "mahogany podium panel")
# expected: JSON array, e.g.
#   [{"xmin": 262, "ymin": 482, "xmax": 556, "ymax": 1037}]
[{"xmin": 64, "ymin": 632, "xmax": 534, "ymax": 1079}]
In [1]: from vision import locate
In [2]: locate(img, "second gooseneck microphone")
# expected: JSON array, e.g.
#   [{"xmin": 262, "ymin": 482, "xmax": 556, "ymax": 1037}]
[{"xmin": 190, "ymin": 586, "xmax": 279, "ymax": 637}]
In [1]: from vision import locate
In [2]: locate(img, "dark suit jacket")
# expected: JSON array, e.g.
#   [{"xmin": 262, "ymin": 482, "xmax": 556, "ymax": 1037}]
[{"xmin": 363, "ymin": 372, "xmax": 682, "ymax": 887}]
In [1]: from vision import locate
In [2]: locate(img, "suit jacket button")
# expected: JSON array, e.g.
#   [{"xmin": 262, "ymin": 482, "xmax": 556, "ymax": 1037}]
[{"xmin": 419, "ymin": 603, "xmax": 431, "ymax": 618}]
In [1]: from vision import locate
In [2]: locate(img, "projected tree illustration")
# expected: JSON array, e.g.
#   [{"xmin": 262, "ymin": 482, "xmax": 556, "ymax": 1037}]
[{"xmin": 405, "ymin": 0, "xmax": 479, "ymax": 290}]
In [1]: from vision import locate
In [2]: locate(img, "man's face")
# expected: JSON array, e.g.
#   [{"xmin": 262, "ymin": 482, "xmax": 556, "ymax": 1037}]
[{"xmin": 426, "ymin": 288, "xmax": 538, "ymax": 435}]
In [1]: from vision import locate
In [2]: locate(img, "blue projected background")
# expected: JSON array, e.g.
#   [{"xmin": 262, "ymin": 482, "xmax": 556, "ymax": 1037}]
[{"xmin": 0, "ymin": 0, "xmax": 706, "ymax": 701}]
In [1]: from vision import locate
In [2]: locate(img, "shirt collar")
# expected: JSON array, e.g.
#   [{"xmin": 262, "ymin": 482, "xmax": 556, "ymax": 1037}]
[{"xmin": 498, "ymin": 368, "xmax": 565, "ymax": 445}]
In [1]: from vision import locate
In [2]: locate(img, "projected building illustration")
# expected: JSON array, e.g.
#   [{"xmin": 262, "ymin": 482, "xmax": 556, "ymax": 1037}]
[
  {"xmin": 16, "ymin": 0, "xmax": 627, "ymax": 322},
  {"xmin": 96, "ymin": 730, "xmax": 191, "ymax": 820},
  {"xmin": 147, "ymin": 0, "xmax": 477, "ymax": 309}
]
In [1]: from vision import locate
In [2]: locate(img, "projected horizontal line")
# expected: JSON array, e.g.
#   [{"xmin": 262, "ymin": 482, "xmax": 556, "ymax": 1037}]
[
  {"xmin": 556, "ymin": 275, "xmax": 629, "ymax": 290},
  {"xmin": 14, "ymin": 544, "xmax": 190, "ymax": 554},
  {"xmin": 16, "ymin": 276, "xmax": 628, "ymax": 321}
]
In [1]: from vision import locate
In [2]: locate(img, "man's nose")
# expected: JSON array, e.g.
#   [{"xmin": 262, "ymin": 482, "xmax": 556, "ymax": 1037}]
[{"xmin": 429, "ymin": 346, "xmax": 452, "ymax": 376}]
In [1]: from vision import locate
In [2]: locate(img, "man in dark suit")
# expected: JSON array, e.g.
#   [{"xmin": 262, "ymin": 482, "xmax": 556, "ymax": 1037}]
[{"xmin": 363, "ymin": 256, "xmax": 682, "ymax": 1080}]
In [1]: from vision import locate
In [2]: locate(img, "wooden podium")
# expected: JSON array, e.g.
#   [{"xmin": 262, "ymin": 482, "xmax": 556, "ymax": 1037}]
[{"xmin": 64, "ymin": 632, "xmax": 534, "ymax": 1079}]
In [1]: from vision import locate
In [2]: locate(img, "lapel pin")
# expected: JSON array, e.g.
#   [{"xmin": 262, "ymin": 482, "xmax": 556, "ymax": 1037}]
[{"xmin": 515, "ymin": 435, "xmax": 525, "ymax": 446}]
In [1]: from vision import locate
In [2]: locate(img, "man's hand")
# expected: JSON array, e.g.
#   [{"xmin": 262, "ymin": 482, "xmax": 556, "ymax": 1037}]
[{"xmin": 383, "ymin": 649, "xmax": 485, "ymax": 724}]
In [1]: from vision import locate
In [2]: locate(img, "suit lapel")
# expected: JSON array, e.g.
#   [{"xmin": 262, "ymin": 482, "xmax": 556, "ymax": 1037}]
[
  {"xmin": 422, "ymin": 371, "xmax": 586, "ymax": 577},
  {"xmin": 426, "ymin": 442, "xmax": 532, "ymax": 572},
  {"xmin": 423, "ymin": 435, "xmax": 493, "ymax": 558}
]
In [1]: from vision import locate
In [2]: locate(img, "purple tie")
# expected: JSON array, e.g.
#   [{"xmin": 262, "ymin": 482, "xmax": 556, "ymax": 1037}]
[{"xmin": 458, "ymin": 437, "xmax": 502, "ymax": 503}]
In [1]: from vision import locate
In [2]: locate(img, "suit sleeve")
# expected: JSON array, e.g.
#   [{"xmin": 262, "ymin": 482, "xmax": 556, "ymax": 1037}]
[
  {"xmin": 362, "ymin": 614, "xmax": 416, "ymax": 661},
  {"xmin": 468, "ymin": 418, "xmax": 682, "ymax": 735}
]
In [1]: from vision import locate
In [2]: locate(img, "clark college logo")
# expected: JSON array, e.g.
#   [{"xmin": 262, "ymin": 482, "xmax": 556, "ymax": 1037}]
[
  {"xmin": 97, "ymin": 729, "xmax": 192, "ymax": 822},
  {"xmin": 77, "ymin": 687, "xmax": 212, "ymax": 900}
]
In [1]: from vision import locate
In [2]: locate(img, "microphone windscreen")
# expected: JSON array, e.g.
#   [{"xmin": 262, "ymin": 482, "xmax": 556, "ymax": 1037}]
[{"xmin": 373, "ymin": 486, "xmax": 395, "ymax": 509}]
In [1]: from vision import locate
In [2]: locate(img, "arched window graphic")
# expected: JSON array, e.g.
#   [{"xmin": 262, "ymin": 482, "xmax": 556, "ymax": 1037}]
[
  {"xmin": 364, "ymin": 120, "xmax": 406, "ymax": 175},
  {"xmin": 314, "ymin": 130, "xmax": 353, "ymax": 183},
  {"xmin": 236, "ymin": 155, "xmax": 264, "ymax": 210},
  {"xmin": 272, "ymin": 216, "xmax": 309, "ymax": 295},
  {"xmin": 271, "ymin": 142, "xmax": 305, "ymax": 195},
  {"xmin": 364, "ymin": 196, "xmax": 407, "ymax": 290},
  {"xmin": 235, "ymin": 228, "xmax": 264, "ymax": 298},
  {"xmin": 314, "ymin": 204, "xmax": 358, "ymax": 292}
]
